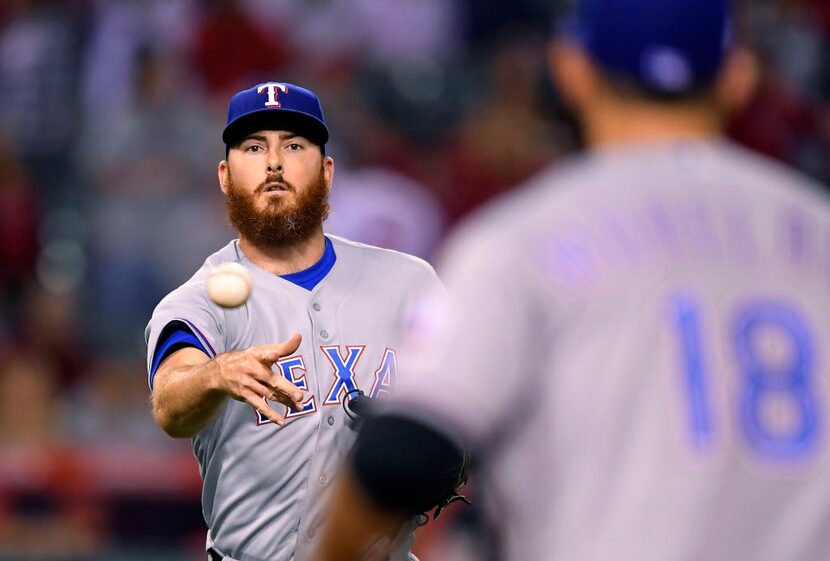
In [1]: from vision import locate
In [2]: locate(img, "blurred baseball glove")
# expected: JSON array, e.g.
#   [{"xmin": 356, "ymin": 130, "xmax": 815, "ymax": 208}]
[{"xmin": 342, "ymin": 389, "xmax": 471, "ymax": 520}]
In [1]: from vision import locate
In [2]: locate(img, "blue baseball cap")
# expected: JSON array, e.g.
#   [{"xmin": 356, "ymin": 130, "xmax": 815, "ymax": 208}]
[
  {"xmin": 222, "ymin": 82, "xmax": 329, "ymax": 147},
  {"xmin": 558, "ymin": 0, "xmax": 733, "ymax": 93}
]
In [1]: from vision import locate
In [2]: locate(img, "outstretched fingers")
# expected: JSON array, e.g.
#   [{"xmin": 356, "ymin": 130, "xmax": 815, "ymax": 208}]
[
  {"xmin": 238, "ymin": 333, "xmax": 307, "ymax": 422},
  {"xmin": 244, "ymin": 391, "xmax": 286, "ymax": 426},
  {"xmin": 270, "ymin": 379, "xmax": 307, "ymax": 411},
  {"xmin": 251, "ymin": 333, "xmax": 303, "ymax": 365}
]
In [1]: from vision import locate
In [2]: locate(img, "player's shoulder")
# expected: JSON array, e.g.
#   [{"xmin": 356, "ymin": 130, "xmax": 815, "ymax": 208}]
[
  {"xmin": 440, "ymin": 161, "xmax": 569, "ymax": 254},
  {"xmin": 719, "ymin": 141, "xmax": 830, "ymax": 211},
  {"xmin": 326, "ymin": 234, "xmax": 438, "ymax": 278},
  {"xmin": 155, "ymin": 241, "xmax": 241, "ymax": 308},
  {"xmin": 425, "ymin": 176, "xmax": 553, "ymax": 286},
  {"xmin": 454, "ymin": 140, "xmax": 830, "ymax": 236}
]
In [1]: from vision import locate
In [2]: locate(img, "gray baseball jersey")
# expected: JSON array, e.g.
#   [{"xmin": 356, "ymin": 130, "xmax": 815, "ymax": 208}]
[
  {"xmin": 394, "ymin": 140, "xmax": 830, "ymax": 561},
  {"xmin": 146, "ymin": 235, "xmax": 440, "ymax": 561}
]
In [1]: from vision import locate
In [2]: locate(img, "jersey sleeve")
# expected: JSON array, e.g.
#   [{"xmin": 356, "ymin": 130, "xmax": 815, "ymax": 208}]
[
  {"xmin": 148, "ymin": 323, "xmax": 210, "ymax": 389},
  {"xmin": 393, "ymin": 226, "xmax": 542, "ymax": 449},
  {"xmin": 145, "ymin": 280, "xmax": 226, "ymax": 390}
]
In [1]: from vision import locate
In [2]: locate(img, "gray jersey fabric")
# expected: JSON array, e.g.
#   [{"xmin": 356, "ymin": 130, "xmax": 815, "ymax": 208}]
[
  {"xmin": 394, "ymin": 140, "xmax": 830, "ymax": 561},
  {"xmin": 146, "ymin": 235, "xmax": 440, "ymax": 561}
]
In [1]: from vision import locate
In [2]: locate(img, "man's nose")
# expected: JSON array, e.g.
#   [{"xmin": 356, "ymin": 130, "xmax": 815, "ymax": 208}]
[{"xmin": 267, "ymin": 151, "xmax": 283, "ymax": 174}]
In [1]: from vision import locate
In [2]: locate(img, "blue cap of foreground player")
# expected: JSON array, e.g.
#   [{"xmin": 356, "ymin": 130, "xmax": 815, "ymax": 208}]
[
  {"xmin": 222, "ymin": 82, "xmax": 329, "ymax": 147},
  {"xmin": 558, "ymin": 0, "xmax": 733, "ymax": 94}
]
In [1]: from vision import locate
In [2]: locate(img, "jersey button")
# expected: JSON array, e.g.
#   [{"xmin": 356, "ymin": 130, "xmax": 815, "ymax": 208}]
[
  {"xmin": 312, "ymin": 302, "xmax": 321, "ymax": 311},
  {"xmin": 307, "ymin": 527, "xmax": 316, "ymax": 539},
  {"xmin": 327, "ymin": 415, "xmax": 335, "ymax": 426},
  {"xmin": 319, "ymin": 474, "xmax": 328, "ymax": 486},
  {"xmin": 320, "ymin": 330, "xmax": 329, "ymax": 339}
]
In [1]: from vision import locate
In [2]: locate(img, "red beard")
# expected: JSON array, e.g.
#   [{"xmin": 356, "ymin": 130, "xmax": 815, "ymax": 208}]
[{"xmin": 225, "ymin": 167, "xmax": 330, "ymax": 247}]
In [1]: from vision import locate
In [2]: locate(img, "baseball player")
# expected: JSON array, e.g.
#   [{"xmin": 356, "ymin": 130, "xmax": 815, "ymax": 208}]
[
  {"xmin": 316, "ymin": 1, "xmax": 830, "ymax": 560},
  {"xmin": 145, "ymin": 82, "xmax": 440, "ymax": 561}
]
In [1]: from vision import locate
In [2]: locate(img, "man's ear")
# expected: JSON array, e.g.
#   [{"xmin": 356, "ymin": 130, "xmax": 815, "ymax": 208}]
[
  {"xmin": 548, "ymin": 39, "xmax": 601, "ymax": 114},
  {"xmin": 218, "ymin": 160, "xmax": 230, "ymax": 195},
  {"xmin": 323, "ymin": 156, "xmax": 334, "ymax": 193},
  {"xmin": 714, "ymin": 46, "xmax": 759, "ymax": 117}
]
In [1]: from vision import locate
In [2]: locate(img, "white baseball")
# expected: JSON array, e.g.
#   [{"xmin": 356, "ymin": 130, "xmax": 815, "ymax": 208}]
[{"xmin": 207, "ymin": 262, "xmax": 252, "ymax": 308}]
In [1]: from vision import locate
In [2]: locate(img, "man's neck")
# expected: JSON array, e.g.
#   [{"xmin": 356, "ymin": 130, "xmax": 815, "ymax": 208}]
[
  {"xmin": 239, "ymin": 230, "xmax": 327, "ymax": 276},
  {"xmin": 584, "ymin": 97, "xmax": 722, "ymax": 148}
]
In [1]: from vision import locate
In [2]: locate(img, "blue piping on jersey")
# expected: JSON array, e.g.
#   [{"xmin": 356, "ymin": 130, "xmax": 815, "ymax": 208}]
[
  {"xmin": 179, "ymin": 317, "xmax": 217, "ymax": 357},
  {"xmin": 149, "ymin": 327, "xmax": 209, "ymax": 388}
]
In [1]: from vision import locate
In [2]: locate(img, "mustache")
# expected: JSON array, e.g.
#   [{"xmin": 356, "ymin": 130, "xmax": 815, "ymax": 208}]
[{"xmin": 256, "ymin": 173, "xmax": 295, "ymax": 194}]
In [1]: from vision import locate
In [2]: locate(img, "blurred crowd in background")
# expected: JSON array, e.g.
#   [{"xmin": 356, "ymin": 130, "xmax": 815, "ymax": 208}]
[{"xmin": 0, "ymin": 0, "xmax": 827, "ymax": 559}]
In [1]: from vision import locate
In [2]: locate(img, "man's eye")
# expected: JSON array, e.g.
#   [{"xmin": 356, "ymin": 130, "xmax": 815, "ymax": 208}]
[
  {"xmin": 245, "ymin": 145, "xmax": 263, "ymax": 153},
  {"xmin": 287, "ymin": 143, "xmax": 302, "ymax": 151}
]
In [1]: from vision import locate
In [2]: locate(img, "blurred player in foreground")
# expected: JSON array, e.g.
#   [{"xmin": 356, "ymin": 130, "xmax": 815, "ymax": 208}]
[
  {"xmin": 316, "ymin": 0, "xmax": 830, "ymax": 559},
  {"xmin": 145, "ymin": 82, "xmax": 439, "ymax": 561}
]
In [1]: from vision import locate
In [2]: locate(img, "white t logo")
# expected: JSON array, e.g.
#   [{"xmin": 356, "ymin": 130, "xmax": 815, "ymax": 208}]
[{"xmin": 257, "ymin": 83, "xmax": 288, "ymax": 107}]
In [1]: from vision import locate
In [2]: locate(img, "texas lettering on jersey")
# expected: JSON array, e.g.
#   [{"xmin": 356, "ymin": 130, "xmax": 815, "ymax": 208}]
[
  {"xmin": 146, "ymin": 236, "xmax": 439, "ymax": 561},
  {"xmin": 255, "ymin": 345, "xmax": 398, "ymax": 425}
]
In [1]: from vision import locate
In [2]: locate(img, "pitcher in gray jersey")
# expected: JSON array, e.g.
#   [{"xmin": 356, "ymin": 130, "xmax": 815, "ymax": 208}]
[
  {"xmin": 145, "ymin": 82, "xmax": 439, "ymax": 561},
  {"xmin": 317, "ymin": 1, "xmax": 830, "ymax": 560}
]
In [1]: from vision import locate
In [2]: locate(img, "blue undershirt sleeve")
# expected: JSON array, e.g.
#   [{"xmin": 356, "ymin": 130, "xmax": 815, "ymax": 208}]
[{"xmin": 149, "ymin": 322, "xmax": 210, "ymax": 389}]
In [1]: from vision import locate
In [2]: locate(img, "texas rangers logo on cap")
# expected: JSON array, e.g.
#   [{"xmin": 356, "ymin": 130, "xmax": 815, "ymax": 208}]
[
  {"xmin": 222, "ymin": 81, "xmax": 330, "ymax": 147},
  {"xmin": 257, "ymin": 83, "xmax": 288, "ymax": 108}
]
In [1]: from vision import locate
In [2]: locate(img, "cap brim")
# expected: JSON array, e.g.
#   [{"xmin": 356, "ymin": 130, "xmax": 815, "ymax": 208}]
[{"xmin": 222, "ymin": 108, "xmax": 329, "ymax": 147}]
